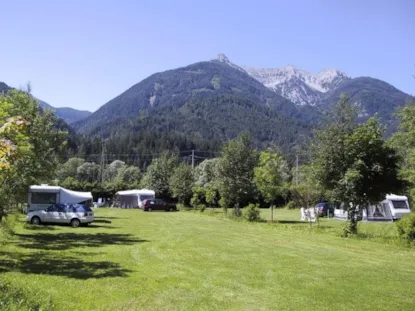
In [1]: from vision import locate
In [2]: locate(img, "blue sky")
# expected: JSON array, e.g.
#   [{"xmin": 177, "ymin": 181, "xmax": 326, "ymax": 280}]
[{"xmin": 0, "ymin": 0, "xmax": 414, "ymax": 112}]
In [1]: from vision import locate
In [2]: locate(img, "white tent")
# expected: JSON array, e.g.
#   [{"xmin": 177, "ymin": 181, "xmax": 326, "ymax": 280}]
[
  {"xmin": 115, "ymin": 189, "xmax": 155, "ymax": 209},
  {"xmin": 334, "ymin": 194, "xmax": 411, "ymax": 222}
]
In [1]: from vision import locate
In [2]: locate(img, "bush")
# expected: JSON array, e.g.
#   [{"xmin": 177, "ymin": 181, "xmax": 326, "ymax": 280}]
[
  {"xmin": 396, "ymin": 213, "xmax": 415, "ymax": 242},
  {"xmin": 0, "ymin": 214, "xmax": 19, "ymax": 243},
  {"xmin": 285, "ymin": 201, "xmax": 297, "ymax": 209},
  {"xmin": 243, "ymin": 203, "xmax": 261, "ymax": 222}
]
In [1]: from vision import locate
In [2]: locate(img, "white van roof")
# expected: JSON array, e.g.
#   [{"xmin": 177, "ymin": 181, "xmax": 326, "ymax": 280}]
[
  {"xmin": 116, "ymin": 189, "xmax": 155, "ymax": 196},
  {"xmin": 386, "ymin": 194, "xmax": 408, "ymax": 201}
]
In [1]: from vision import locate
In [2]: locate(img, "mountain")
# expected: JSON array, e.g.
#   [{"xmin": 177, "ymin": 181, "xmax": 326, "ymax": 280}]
[
  {"xmin": 322, "ymin": 77, "xmax": 413, "ymax": 131},
  {"xmin": 37, "ymin": 100, "xmax": 92, "ymax": 125},
  {"xmin": 244, "ymin": 64, "xmax": 413, "ymax": 130},
  {"xmin": 0, "ymin": 81, "xmax": 91, "ymax": 124},
  {"xmin": 244, "ymin": 66, "xmax": 350, "ymax": 106},
  {"xmin": 75, "ymin": 56, "xmax": 313, "ymax": 153}
]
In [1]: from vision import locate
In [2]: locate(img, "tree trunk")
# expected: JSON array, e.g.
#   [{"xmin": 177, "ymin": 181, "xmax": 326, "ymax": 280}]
[{"xmin": 343, "ymin": 205, "xmax": 358, "ymax": 236}]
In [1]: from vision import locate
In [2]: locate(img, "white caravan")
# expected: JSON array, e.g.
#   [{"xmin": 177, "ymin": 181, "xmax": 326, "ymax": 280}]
[
  {"xmin": 28, "ymin": 185, "xmax": 93, "ymax": 213},
  {"xmin": 334, "ymin": 194, "xmax": 411, "ymax": 222},
  {"xmin": 115, "ymin": 189, "xmax": 155, "ymax": 209}
]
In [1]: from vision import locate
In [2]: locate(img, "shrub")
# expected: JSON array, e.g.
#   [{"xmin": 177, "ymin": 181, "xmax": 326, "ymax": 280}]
[
  {"xmin": 396, "ymin": 213, "xmax": 415, "ymax": 242},
  {"xmin": 285, "ymin": 201, "xmax": 297, "ymax": 209},
  {"xmin": 243, "ymin": 203, "xmax": 261, "ymax": 222},
  {"xmin": 190, "ymin": 186, "xmax": 206, "ymax": 208}
]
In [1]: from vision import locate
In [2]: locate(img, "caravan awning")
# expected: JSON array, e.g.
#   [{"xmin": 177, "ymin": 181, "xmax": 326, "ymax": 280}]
[{"xmin": 60, "ymin": 188, "xmax": 93, "ymax": 204}]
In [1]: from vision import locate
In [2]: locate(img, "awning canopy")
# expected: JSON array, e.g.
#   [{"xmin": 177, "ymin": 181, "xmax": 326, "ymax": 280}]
[{"xmin": 60, "ymin": 188, "xmax": 93, "ymax": 204}]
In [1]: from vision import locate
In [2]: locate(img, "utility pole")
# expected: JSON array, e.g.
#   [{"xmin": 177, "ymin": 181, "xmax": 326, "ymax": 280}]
[
  {"xmin": 296, "ymin": 154, "xmax": 299, "ymax": 186},
  {"xmin": 191, "ymin": 149, "xmax": 195, "ymax": 169},
  {"xmin": 100, "ymin": 140, "xmax": 106, "ymax": 186}
]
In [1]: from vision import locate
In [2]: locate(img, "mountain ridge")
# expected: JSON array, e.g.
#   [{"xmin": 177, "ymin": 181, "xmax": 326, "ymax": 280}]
[{"xmin": 0, "ymin": 81, "xmax": 92, "ymax": 124}]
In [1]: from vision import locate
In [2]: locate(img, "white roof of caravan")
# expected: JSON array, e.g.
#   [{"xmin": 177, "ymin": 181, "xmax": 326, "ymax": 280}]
[
  {"xmin": 386, "ymin": 194, "xmax": 408, "ymax": 201},
  {"xmin": 29, "ymin": 185, "xmax": 61, "ymax": 192},
  {"xmin": 29, "ymin": 185, "xmax": 92, "ymax": 204},
  {"xmin": 116, "ymin": 189, "xmax": 155, "ymax": 196}
]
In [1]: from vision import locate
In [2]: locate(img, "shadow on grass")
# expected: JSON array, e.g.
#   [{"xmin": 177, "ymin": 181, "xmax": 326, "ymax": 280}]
[
  {"xmin": 94, "ymin": 216, "xmax": 125, "ymax": 220},
  {"xmin": 23, "ymin": 224, "xmax": 56, "ymax": 231},
  {"xmin": 0, "ymin": 251, "xmax": 132, "ymax": 279},
  {"xmin": 14, "ymin": 233, "xmax": 148, "ymax": 251},
  {"xmin": 93, "ymin": 219, "xmax": 112, "ymax": 224},
  {"xmin": 275, "ymin": 220, "xmax": 307, "ymax": 224}
]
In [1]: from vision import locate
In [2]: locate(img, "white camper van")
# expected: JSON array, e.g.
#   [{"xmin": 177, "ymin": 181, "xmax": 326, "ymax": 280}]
[
  {"xmin": 334, "ymin": 194, "xmax": 411, "ymax": 222},
  {"xmin": 115, "ymin": 189, "xmax": 155, "ymax": 209},
  {"xmin": 28, "ymin": 185, "xmax": 93, "ymax": 213}
]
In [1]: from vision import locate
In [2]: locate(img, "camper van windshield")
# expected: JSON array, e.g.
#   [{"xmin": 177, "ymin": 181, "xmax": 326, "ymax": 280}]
[
  {"xmin": 140, "ymin": 194, "xmax": 154, "ymax": 201},
  {"xmin": 392, "ymin": 200, "xmax": 408, "ymax": 209}
]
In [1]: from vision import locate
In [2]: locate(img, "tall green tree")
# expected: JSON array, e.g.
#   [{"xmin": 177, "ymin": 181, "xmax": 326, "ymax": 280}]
[
  {"xmin": 390, "ymin": 101, "xmax": 415, "ymax": 199},
  {"xmin": 254, "ymin": 149, "xmax": 290, "ymax": 221},
  {"xmin": 0, "ymin": 90, "xmax": 67, "ymax": 216},
  {"xmin": 140, "ymin": 152, "xmax": 179, "ymax": 198},
  {"xmin": 169, "ymin": 163, "xmax": 194, "ymax": 204},
  {"xmin": 314, "ymin": 96, "xmax": 403, "ymax": 235},
  {"xmin": 218, "ymin": 133, "xmax": 258, "ymax": 216}
]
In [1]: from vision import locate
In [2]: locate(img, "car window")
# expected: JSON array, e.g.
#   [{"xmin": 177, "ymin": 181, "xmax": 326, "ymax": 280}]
[
  {"xmin": 57, "ymin": 205, "xmax": 66, "ymax": 212},
  {"xmin": 47, "ymin": 205, "xmax": 59, "ymax": 212}
]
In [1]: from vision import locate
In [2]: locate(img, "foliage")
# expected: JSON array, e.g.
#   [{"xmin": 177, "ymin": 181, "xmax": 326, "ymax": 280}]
[
  {"xmin": 190, "ymin": 186, "xmax": 206, "ymax": 208},
  {"xmin": 314, "ymin": 95, "xmax": 404, "ymax": 235},
  {"xmin": 242, "ymin": 203, "xmax": 261, "ymax": 222},
  {"xmin": 254, "ymin": 149, "xmax": 290, "ymax": 205},
  {"xmin": 290, "ymin": 165, "xmax": 322, "ymax": 209},
  {"xmin": 390, "ymin": 101, "xmax": 415, "ymax": 200},
  {"xmin": 0, "ymin": 90, "xmax": 67, "ymax": 217},
  {"xmin": 194, "ymin": 158, "xmax": 220, "ymax": 187},
  {"xmin": 218, "ymin": 133, "xmax": 259, "ymax": 216},
  {"xmin": 285, "ymin": 201, "xmax": 297, "ymax": 210},
  {"xmin": 396, "ymin": 213, "xmax": 415, "ymax": 242},
  {"xmin": 205, "ymin": 182, "xmax": 220, "ymax": 206},
  {"xmin": 140, "ymin": 152, "xmax": 179, "ymax": 198},
  {"xmin": 169, "ymin": 163, "xmax": 194, "ymax": 204}
]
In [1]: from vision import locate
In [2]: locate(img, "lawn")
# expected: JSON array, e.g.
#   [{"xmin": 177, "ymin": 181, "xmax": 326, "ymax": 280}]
[{"xmin": 1, "ymin": 208, "xmax": 414, "ymax": 310}]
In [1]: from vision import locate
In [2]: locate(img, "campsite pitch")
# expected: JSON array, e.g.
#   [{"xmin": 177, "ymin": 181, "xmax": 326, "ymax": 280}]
[{"xmin": 1, "ymin": 209, "xmax": 414, "ymax": 310}]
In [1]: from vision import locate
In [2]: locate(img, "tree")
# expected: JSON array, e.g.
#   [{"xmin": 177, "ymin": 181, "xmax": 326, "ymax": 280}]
[
  {"xmin": 254, "ymin": 149, "xmax": 290, "ymax": 221},
  {"xmin": 117, "ymin": 166, "xmax": 141, "ymax": 185},
  {"xmin": 290, "ymin": 165, "xmax": 322, "ymax": 227},
  {"xmin": 194, "ymin": 158, "xmax": 220, "ymax": 187},
  {"xmin": 170, "ymin": 163, "xmax": 194, "ymax": 205},
  {"xmin": 218, "ymin": 133, "xmax": 258, "ymax": 216},
  {"xmin": 314, "ymin": 96, "xmax": 404, "ymax": 235},
  {"xmin": 77, "ymin": 162, "xmax": 100, "ymax": 182},
  {"xmin": 140, "ymin": 152, "xmax": 179, "ymax": 198},
  {"xmin": 0, "ymin": 90, "xmax": 67, "ymax": 217},
  {"xmin": 104, "ymin": 160, "xmax": 126, "ymax": 182},
  {"xmin": 390, "ymin": 101, "xmax": 415, "ymax": 199},
  {"xmin": 57, "ymin": 157, "xmax": 85, "ymax": 180}
]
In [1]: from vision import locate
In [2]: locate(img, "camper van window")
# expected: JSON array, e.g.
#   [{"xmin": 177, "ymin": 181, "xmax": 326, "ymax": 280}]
[
  {"xmin": 391, "ymin": 200, "xmax": 408, "ymax": 209},
  {"xmin": 31, "ymin": 192, "xmax": 57, "ymax": 204}
]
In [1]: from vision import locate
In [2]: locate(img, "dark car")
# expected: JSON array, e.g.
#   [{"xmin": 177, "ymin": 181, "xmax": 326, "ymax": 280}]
[
  {"xmin": 142, "ymin": 199, "xmax": 177, "ymax": 212},
  {"xmin": 315, "ymin": 202, "xmax": 334, "ymax": 217}
]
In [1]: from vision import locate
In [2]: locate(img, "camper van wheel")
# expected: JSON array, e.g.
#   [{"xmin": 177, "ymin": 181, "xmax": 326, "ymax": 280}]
[
  {"xmin": 169, "ymin": 207, "xmax": 174, "ymax": 212},
  {"xmin": 31, "ymin": 216, "xmax": 41, "ymax": 225},
  {"xmin": 70, "ymin": 218, "xmax": 81, "ymax": 228},
  {"xmin": 147, "ymin": 207, "xmax": 152, "ymax": 212}
]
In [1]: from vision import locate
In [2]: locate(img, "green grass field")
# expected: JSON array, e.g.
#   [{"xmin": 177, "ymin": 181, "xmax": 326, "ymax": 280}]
[{"xmin": 1, "ymin": 208, "xmax": 414, "ymax": 310}]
